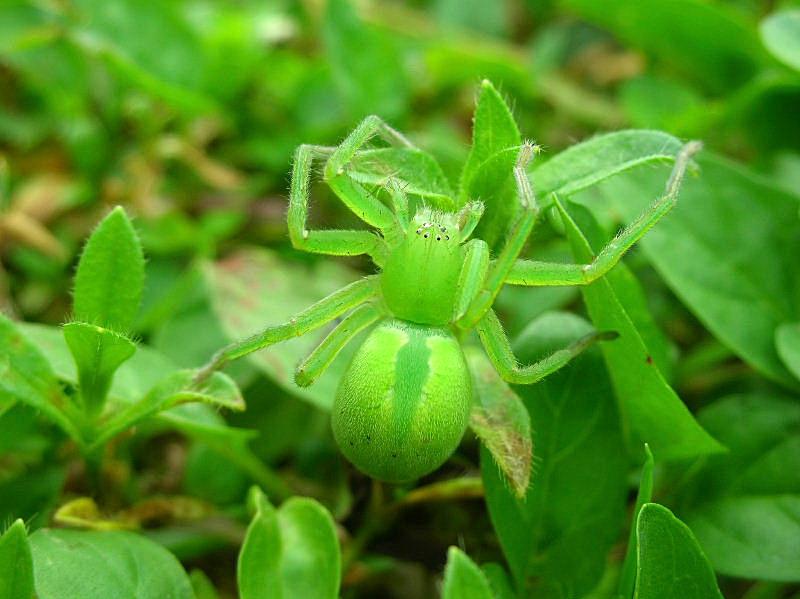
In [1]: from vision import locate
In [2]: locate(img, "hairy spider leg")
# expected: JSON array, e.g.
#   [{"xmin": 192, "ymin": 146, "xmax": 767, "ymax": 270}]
[
  {"xmin": 295, "ymin": 302, "xmax": 385, "ymax": 387},
  {"xmin": 456, "ymin": 142, "xmax": 541, "ymax": 329},
  {"xmin": 194, "ymin": 276, "xmax": 380, "ymax": 383},
  {"xmin": 504, "ymin": 140, "xmax": 702, "ymax": 287},
  {"xmin": 476, "ymin": 308, "xmax": 617, "ymax": 384}
]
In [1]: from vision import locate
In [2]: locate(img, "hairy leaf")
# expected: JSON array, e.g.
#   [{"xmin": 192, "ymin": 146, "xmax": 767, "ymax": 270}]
[
  {"xmin": 0, "ymin": 520, "xmax": 33, "ymax": 599},
  {"xmin": 73, "ymin": 206, "xmax": 145, "ymax": 333}
]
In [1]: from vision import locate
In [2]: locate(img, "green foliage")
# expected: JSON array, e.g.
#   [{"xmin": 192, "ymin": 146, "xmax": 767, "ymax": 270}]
[
  {"xmin": 0, "ymin": 520, "xmax": 34, "ymax": 599},
  {"xmin": 634, "ymin": 503, "xmax": 724, "ymax": 598},
  {"xmin": 2, "ymin": 0, "xmax": 799, "ymax": 596}
]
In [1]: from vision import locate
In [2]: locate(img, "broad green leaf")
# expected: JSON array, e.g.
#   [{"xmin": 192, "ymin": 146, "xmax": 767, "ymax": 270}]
[
  {"xmin": 481, "ymin": 563, "xmax": 517, "ymax": 599},
  {"xmin": 202, "ymin": 248, "xmax": 363, "ymax": 410},
  {"xmin": 0, "ymin": 520, "xmax": 33, "ymax": 599},
  {"xmin": 592, "ymin": 153, "xmax": 800, "ymax": 387},
  {"xmin": 761, "ymin": 10, "xmax": 800, "ymax": 72},
  {"xmin": 560, "ymin": 0, "xmax": 768, "ymax": 92},
  {"xmin": 0, "ymin": 314, "xmax": 80, "ymax": 441},
  {"xmin": 30, "ymin": 529, "xmax": 194, "ymax": 599},
  {"xmin": 683, "ymin": 394, "xmax": 800, "ymax": 581},
  {"xmin": 323, "ymin": 0, "xmax": 408, "ymax": 120},
  {"xmin": 466, "ymin": 346, "xmax": 531, "ymax": 498},
  {"xmin": 687, "ymin": 496, "xmax": 800, "ymax": 582},
  {"xmin": 460, "ymin": 80, "xmax": 522, "ymax": 250},
  {"xmin": 559, "ymin": 200, "xmax": 723, "ymax": 460},
  {"xmin": 619, "ymin": 445, "xmax": 654, "ymax": 599},
  {"xmin": 73, "ymin": 206, "xmax": 145, "ymax": 333},
  {"xmin": 634, "ymin": 503, "xmax": 723, "ymax": 599},
  {"xmin": 238, "ymin": 488, "xmax": 340, "ymax": 599},
  {"xmin": 93, "ymin": 369, "xmax": 244, "ymax": 448},
  {"xmin": 620, "ymin": 76, "xmax": 705, "ymax": 133},
  {"xmin": 482, "ymin": 312, "xmax": 627, "ymax": 594},
  {"xmin": 776, "ymin": 323, "xmax": 800, "ymax": 381},
  {"xmin": 63, "ymin": 322, "xmax": 136, "ymax": 415},
  {"xmin": 532, "ymin": 130, "xmax": 685, "ymax": 203},
  {"xmin": 442, "ymin": 547, "xmax": 494, "ymax": 599}
]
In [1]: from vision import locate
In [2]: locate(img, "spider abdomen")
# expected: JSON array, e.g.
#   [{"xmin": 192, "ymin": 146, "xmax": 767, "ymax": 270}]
[{"xmin": 332, "ymin": 319, "xmax": 471, "ymax": 483}]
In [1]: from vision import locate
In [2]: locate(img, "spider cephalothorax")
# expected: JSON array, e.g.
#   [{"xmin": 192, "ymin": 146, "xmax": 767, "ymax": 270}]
[{"xmin": 196, "ymin": 110, "xmax": 700, "ymax": 484}]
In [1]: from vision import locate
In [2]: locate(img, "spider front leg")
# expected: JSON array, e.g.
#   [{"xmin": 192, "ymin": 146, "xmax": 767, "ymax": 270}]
[
  {"xmin": 505, "ymin": 140, "xmax": 702, "ymax": 287},
  {"xmin": 476, "ymin": 308, "xmax": 616, "ymax": 385},
  {"xmin": 194, "ymin": 276, "xmax": 380, "ymax": 384},
  {"xmin": 457, "ymin": 142, "xmax": 541, "ymax": 329}
]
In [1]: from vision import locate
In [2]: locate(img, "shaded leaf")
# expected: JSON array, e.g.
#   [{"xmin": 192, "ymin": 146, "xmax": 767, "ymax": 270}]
[
  {"xmin": 482, "ymin": 311, "xmax": 627, "ymax": 595},
  {"xmin": 634, "ymin": 503, "xmax": 723, "ymax": 598},
  {"xmin": 73, "ymin": 206, "xmax": 144, "ymax": 332},
  {"xmin": 63, "ymin": 321, "xmax": 136, "ymax": 415},
  {"xmin": 30, "ymin": 529, "xmax": 194, "ymax": 599},
  {"xmin": 442, "ymin": 547, "xmax": 494, "ymax": 599},
  {"xmin": 0, "ymin": 520, "xmax": 33, "ymax": 599},
  {"xmin": 559, "ymin": 200, "xmax": 723, "ymax": 460},
  {"xmin": 761, "ymin": 10, "xmax": 800, "ymax": 72},
  {"xmin": 238, "ymin": 488, "xmax": 340, "ymax": 599},
  {"xmin": 466, "ymin": 346, "xmax": 531, "ymax": 498},
  {"xmin": 203, "ymin": 248, "xmax": 363, "ymax": 410},
  {"xmin": 776, "ymin": 322, "xmax": 800, "ymax": 381}
]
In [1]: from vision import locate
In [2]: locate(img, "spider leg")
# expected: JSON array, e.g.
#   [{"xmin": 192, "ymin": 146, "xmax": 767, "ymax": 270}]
[
  {"xmin": 194, "ymin": 276, "xmax": 380, "ymax": 383},
  {"xmin": 323, "ymin": 116, "xmax": 416, "ymax": 234},
  {"xmin": 476, "ymin": 308, "xmax": 615, "ymax": 384},
  {"xmin": 294, "ymin": 302, "xmax": 384, "ymax": 388},
  {"xmin": 457, "ymin": 142, "xmax": 540, "ymax": 330},
  {"xmin": 289, "ymin": 144, "xmax": 385, "ymax": 259},
  {"xmin": 505, "ymin": 141, "xmax": 702, "ymax": 287},
  {"xmin": 453, "ymin": 238, "xmax": 490, "ymax": 322}
]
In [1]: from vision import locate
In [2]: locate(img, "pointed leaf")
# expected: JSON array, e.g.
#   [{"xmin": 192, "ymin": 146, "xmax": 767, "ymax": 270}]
[
  {"xmin": 238, "ymin": 488, "xmax": 340, "ymax": 599},
  {"xmin": 634, "ymin": 503, "xmax": 724, "ymax": 599},
  {"xmin": 442, "ymin": 547, "xmax": 494, "ymax": 599},
  {"xmin": 466, "ymin": 346, "xmax": 531, "ymax": 498},
  {"xmin": 559, "ymin": 200, "xmax": 723, "ymax": 460},
  {"xmin": 63, "ymin": 322, "xmax": 136, "ymax": 415},
  {"xmin": 460, "ymin": 80, "xmax": 522, "ymax": 250},
  {"xmin": 619, "ymin": 445, "xmax": 655, "ymax": 599},
  {"xmin": 760, "ymin": 10, "xmax": 800, "ymax": 72},
  {"xmin": 776, "ymin": 322, "xmax": 800, "ymax": 381},
  {"xmin": 0, "ymin": 520, "xmax": 34, "ymax": 599},
  {"xmin": 73, "ymin": 206, "xmax": 145, "ymax": 332}
]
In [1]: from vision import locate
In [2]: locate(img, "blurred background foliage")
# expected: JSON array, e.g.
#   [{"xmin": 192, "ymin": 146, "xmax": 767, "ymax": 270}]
[{"xmin": 2, "ymin": 0, "xmax": 800, "ymax": 598}]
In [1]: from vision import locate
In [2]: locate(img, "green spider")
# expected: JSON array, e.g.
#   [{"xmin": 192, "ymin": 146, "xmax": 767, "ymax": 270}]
[{"xmin": 196, "ymin": 115, "xmax": 699, "ymax": 484}]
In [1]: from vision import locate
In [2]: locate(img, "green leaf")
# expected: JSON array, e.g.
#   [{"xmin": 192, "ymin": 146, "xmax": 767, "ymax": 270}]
[
  {"xmin": 0, "ymin": 314, "xmax": 80, "ymax": 441},
  {"xmin": 459, "ymin": 80, "xmax": 522, "ymax": 250},
  {"xmin": 63, "ymin": 322, "xmax": 136, "ymax": 416},
  {"xmin": 776, "ymin": 322, "xmax": 800, "ymax": 381},
  {"xmin": 481, "ymin": 563, "xmax": 517, "ymax": 599},
  {"xmin": 559, "ymin": 200, "xmax": 724, "ymax": 460},
  {"xmin": 73, "ymin": 206, "xmax": 145, "ymax": 333},
  {"xmin": 466, "ymin": 347, "xmax": 531, "ymax": 498},
  {"xmin": 203, "ymin": 248, "xmax": 363, "ymax": 410},
  {"xmin": 761, "ymin": 10, "xmax": 800, "ymax": 72},
  {"xmin": 687, "ymin": 496, "xmax": 800, "ymax": 582},
  {"xmin": 634, "ymin": 503, "xmax": 723, "ymax": 599},
  {"xmin": 189, "ymin": 570, "xmax": 220, "ymax": 599},
  {"xmin": 560, "ymin": 0, "xmax": 768, "ymax": 92},
  {"xmin": 93, "ymin": 369, "xmax": 244, "ymax": 448},
  {"xmin": 322, "ymin": 0, "xmax": 408, "ymax": 120},
  {"xmin": 349, "ymin": 147, "xmax": 455, "ymax": 209},
  {"xmin": 683, "ymin": 394, "xmax": 800, "ymax": 581},
  {"xmin": 442, "ymin": 547, "xmax": 494, "ymax": 599},
  {"xmin": 30, "ymin": 529, "xmax": 193, "ymax": 599},
  {"xmin": 482, "ymin": 311, "xmax": 627, "ymax": 594},
  {"xmin": 591, "ymin": 153, "xmax": 800, "ymax": 387},
  {"xmin": 619, "ymin": 445, "xmax": 654, "ymax": 599},
  {"xmin": 532, "ymin": 130, "xmax": 685, "ymax": 202},
  {"xmin": 238, "ymin": 488, "xmax": 341, "ymax": 599},
  {"xmin": 0, "ymin": 520, "xmax": 34, "ymax": 599}
]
